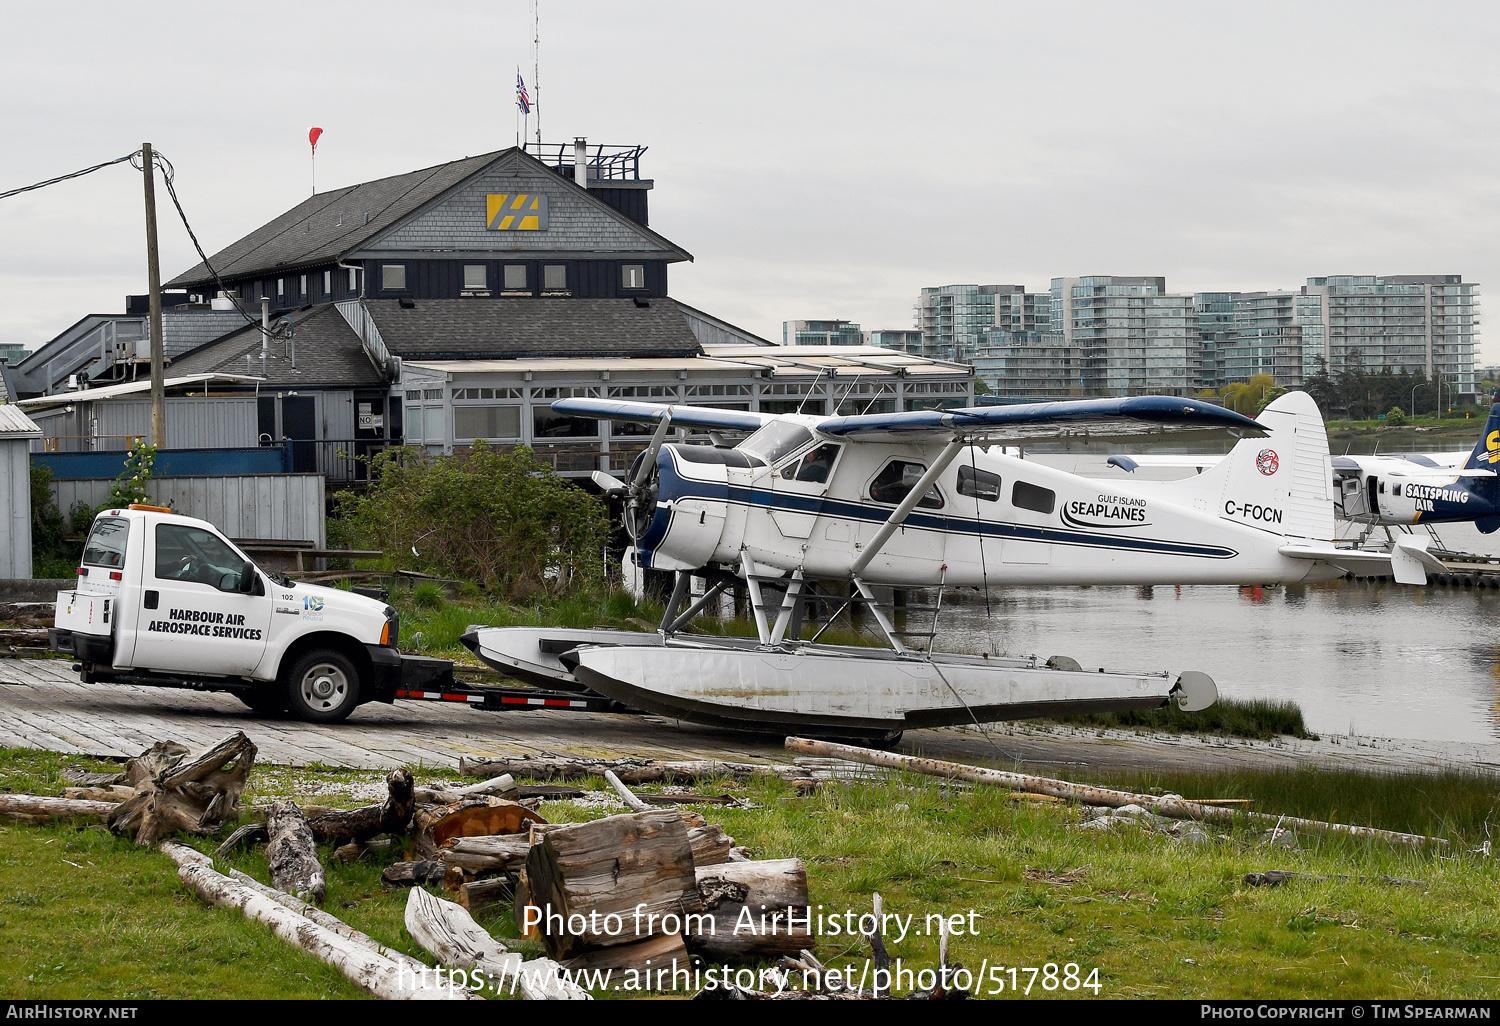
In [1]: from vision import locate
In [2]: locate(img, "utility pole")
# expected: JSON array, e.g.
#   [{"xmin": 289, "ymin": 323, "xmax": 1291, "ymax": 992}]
[{"xmin": 141, "ymin": 142, "xmax": 166, "ymax": 449}]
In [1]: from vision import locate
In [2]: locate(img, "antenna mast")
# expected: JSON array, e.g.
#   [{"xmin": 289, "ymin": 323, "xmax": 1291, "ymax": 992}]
[{"xmin": 531, "ymin": 0, "xmax": 541, "ymax": 150}]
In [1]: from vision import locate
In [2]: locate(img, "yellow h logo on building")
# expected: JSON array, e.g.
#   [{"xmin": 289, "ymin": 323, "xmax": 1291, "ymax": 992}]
[{"xmin": 486, "ymin": 193, "xmax": 547, "ymax": 231}]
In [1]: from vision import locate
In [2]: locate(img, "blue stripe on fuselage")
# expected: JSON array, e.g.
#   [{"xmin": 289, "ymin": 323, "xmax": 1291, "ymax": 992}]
[{"xmin": 655, "ymin": 456, "xmax": 1238, "ymax": 560}]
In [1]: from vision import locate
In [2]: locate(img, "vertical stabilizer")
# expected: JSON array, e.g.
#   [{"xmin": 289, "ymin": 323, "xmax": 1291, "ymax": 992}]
[
  {"xmin": 1463, "ymin": 392, "xmax": 1500, "ymax": 471},
  {"xmin": 1157, "ymin": 391, "xmax": 1335, "ymax": 540}
]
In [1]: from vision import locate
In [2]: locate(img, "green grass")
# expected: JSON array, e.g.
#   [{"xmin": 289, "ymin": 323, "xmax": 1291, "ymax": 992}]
[
  {"xmin": 2, "ymin": 747, "xmax": 1499, "ymax": 998},
  {"xmin": 1052, "ymin": 696, "xmax": 1313, "ymax": 741}
]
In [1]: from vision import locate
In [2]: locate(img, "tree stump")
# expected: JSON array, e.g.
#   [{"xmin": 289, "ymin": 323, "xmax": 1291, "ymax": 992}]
[
  {"xmin": 687, "ymin": 859, "xmax": 811, "ymax": 961},
  {"xmin": 107, "ymin": 733, "xmax": 256, "ymax": 845},
  {"xmin": 524, "ymin": 810, "xmax": 702, "ymax": 960}
]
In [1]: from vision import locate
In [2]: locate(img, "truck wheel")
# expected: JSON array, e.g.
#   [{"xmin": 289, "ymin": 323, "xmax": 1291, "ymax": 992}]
[
  {"xmin": 284, "ymin": 650, "xmax": 361, "ymax": 723},
  {"xmin": 237, "ymin": 688, "xmax": 286, "ymax": 715}
]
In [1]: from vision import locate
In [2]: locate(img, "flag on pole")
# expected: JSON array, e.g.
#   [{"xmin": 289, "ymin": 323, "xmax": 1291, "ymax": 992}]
[{"xmin": 516, "ymin": 73, "xmax": 531, "ymax": 115}]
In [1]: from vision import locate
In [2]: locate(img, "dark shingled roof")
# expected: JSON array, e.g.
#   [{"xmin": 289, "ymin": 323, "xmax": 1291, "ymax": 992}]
[
  {"xmin": 364, "ymin": 297, "xmax": 703, "ymax": 360},
  {"xmin": 166, "ymin": 152, "xmax": 503, "ymax": 288},
  {"xmin": 166, "ymin": 147, "xmax": 690, "ymax": 288},
  {"xmin": 168, "ymin": 303, "xmax": 386, "ymax": 387}
]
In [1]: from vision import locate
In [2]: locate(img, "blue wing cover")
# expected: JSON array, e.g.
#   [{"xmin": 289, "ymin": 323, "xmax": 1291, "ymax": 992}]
[{"xmin": 817, "ymin": 396, "xmax": 1265, "ymax": 440}]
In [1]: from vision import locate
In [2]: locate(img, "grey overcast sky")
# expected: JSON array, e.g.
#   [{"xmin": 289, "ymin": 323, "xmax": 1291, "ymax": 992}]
[{"xmin": 2, "ymin": 1, "xmax": 1498, "ymax": 359}]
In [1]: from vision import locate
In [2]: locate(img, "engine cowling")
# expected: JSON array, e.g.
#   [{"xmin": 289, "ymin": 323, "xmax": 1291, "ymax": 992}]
[{"xmin": 633, "ymin": 445, "xmax": 732, "ymax": 571}]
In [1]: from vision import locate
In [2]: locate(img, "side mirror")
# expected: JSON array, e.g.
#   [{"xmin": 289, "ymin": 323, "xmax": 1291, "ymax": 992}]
[{"xmin": 238, "ymin": 560, "xmax": 257, "ymax": 594}]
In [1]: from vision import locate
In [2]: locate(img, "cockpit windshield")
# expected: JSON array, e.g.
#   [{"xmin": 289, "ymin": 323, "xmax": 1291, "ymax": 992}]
[{"xmin": 736, "ymin": 422, "xmax": 814, "ymax": 466}]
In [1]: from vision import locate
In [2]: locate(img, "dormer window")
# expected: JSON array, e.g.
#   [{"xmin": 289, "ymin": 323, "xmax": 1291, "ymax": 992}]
[
  {"xmin": 543, "ymin": 264, "xmax": 567, "ymax": 291},
  {"xmin": 381, "ymin": 264, "xmax": 407, "ymax": 291},
  {"xmin": 503, "ymin": 264, "xmax": 528, "ymax": 290},
  {"xmin": 463, "ymin": 265, "xmax": 488, "ymax": 290},
  {"xmin": 622, "ymin": 264, "xmax": 645, "ymax": 289}
]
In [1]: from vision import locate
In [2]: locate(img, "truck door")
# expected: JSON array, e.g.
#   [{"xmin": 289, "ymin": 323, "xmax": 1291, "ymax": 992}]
[{"xmin": 131, "ymin": 522, "xmax": 272, "ymax": 676}]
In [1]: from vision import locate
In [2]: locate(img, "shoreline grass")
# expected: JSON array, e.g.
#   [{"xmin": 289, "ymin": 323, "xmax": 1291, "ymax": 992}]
[{"xmin": 1, "ymin": 747, "xmax": 1498, "ymax": 999}]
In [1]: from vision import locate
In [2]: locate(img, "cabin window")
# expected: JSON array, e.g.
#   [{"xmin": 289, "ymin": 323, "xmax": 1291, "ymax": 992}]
[
  {"xmin": 622, "ymin": 264, "xmax": 645, "ymax": 289},
  {"xmin": 322, "ymin": 270, "xmax": 332, "ymax": 295},
  {"xmin": 347, "ymin": 267, "xmax": 359, "ymax": 292},
  {"xmin": 869, "ymin": 460, "xmax": 944, "ymax": 509},
  {"xmin": 958, "ymin": 465, "xmax": 1001, "ymax": 501},
  {"xmin": 543, "ymin": 264, "xmax": 567, "ymax": 290},
  {"xmin": 381, "ymin": 264, "xmax": 407, "ymax": 291},
  {"xmin": 463, "ymin": 264, "xmax": 488, "ymax": 290},
  {"xmin": 1392, "ymin": 484, "xmax": 1402, "ymax": 496},
  {"xmin": 1012, "ymin": 480, "xmax": 1055, "ymax": 514},
  {"xmin": 738, "ymin": 422, "xmax": 813, "ymax": 466},
  {"xmin": 276, "ymin": 278, "xmax": 284, "ymax": 297},
  {"xmin": 299, "ymin": 274, "xmax": 307, "ymax": 296},
  {"xmin": 785, "ymin": 443, "xmax": 842, "ymax": 484},
  {"xmin": 503, "ymin": 264, "xmax": 528, "ymax": 290}
]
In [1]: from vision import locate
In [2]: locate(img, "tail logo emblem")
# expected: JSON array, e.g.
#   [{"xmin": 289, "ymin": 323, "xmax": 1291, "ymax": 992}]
[{"xmin": 1256, "ymin": 449, "xmax": 1279, "ymax": 476}]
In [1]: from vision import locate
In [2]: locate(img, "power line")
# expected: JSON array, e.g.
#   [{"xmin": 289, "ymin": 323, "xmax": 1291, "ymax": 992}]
[{"xmin": 0, "ymin": 153, "xmax": 138, "ymax": 201}]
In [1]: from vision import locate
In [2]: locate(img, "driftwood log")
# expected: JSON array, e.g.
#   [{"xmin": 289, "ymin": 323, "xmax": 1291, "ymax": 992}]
[
  {"xmin": 785, "ymin": 737, "xmax": 1451, "ymax": 849},
  {"xmin": 159, "ymin": 841, "xmax": 464, "ymax": 1000},
  {"xmin": 304, "ymin": 769, "xmax": 416, "ymax": 846},
  {"xmin": 1244, "ymin": 870, "xmax": 1428, "ymax": 888},
  {"xmin": 457, "ymin": 877, "xmax": 513, "ymax": 919},
  {"xmin": 687, "ymin": 859, "xmax": 811, "ymax": 961},
  {"xmin": 61, "ymin": 785, "xmax": 135, "ymax": 803},
  {"xmin": 108, "ymin": 733, "xmax": 256, "ymax": 845},
  {"xmin": 460, "ymin": 754, "xmax": 803, "ymax": 785},
  {"xmin": 687, "ymin": 822, "xmax": 735, "ymax": 867},
  {"xmin": 0, "ymin": 794, "xmax": 119, "ymax": 825},
  {"xmin": 382, "ymin": 861, "xmax": 450, "ymax": 888},
  {"xmin": 405, "ymin": 885, "xmax": 588, "ymax": 1000},
  {"xmin": 524, "ymin": 810, "xmax": 702, "ymax": 960},
  {"xmin": 265, "ymin": 801, "xmax": 326, "ymax": 903},
  {"xmin": 439, "ymin": 834, "xmax": 532, "ymax": 878},
  {"xmin": 562, "ymin": 933, "xmax": 689, "ymax": 980},
  {"xmin": 227, "ymin": 868, "xmax": 428, "ymax": 972}
]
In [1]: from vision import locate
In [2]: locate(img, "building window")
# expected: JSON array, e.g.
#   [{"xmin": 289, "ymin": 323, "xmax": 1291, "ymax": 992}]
[
  {"xmin": 276, "ymin": 278, "xmax": 284, "ymax": 298},
  {"xmin": 299, "ymin": 274, "xmax": 307, "ymax": 296},
  {"xmin": 463, "ymin": 265, "xmax": 488, "ymax": 290},
  {"xmin": 347, "ymin": 267, "xmax": 359, "ymax": 292},
  {"xmin": 453, "ymin": 405, "xmax": 521, "ymax": 440},
  {"xmin": 543, "ymin": 264, "xmax": 567, "ymax": 290},
  {"xmin": 322, "ymin": 270, "xmax": 332, "ymax": 295},
  {"xmin": 381, "ymin": 264, "xmax": 407, "ymax": 291},
  {"xmin": 503, "ymin": 264, "xmax": 528, "ymax": 290},
  {"xmin": 622, "ymin": 264, "xmax": 645, "ymax": 289},
  {"xmin": 532, "ymin": 408, "xmax": 598, "ymax": 439}
]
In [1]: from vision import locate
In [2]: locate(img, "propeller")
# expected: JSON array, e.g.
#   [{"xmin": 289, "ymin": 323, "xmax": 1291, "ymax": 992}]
[
  {"xmin": 591, "ymin": 470, "xmax": 629, "ymax": 497},
  {"xmin": 605, "ymin": 409, "xmax": 672, "ymax": 542}
]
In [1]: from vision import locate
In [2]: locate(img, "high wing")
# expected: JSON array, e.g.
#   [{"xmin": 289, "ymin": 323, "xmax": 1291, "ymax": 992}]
[
  {"xmin": 551, "ymin": 398, "xmax": 773, "ymax": 432},
  {"xmin": 815, "ymin": 396, "xmax": 1265, "ymax": 443}
]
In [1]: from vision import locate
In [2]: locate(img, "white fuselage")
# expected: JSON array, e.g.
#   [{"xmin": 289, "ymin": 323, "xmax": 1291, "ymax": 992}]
[{"xmin": 647, "ymin": 437, "xmax": 1339, "ymax": 587}]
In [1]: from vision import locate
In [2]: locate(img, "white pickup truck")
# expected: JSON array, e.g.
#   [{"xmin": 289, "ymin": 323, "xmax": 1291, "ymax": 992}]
[{"xmin": 49, "ymin": 504, "xmax": 453, "ymax": 722}]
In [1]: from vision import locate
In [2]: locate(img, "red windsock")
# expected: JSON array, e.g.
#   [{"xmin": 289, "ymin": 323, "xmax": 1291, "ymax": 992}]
[{"xmin": 309, "ymin": 127, "xmax": 324, "ymax": 152}]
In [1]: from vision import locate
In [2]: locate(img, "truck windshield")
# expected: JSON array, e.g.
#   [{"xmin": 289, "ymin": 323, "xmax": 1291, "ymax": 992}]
[{"xmin": 82, "ymin": 518, "xmax": 130, "ymax": 568}]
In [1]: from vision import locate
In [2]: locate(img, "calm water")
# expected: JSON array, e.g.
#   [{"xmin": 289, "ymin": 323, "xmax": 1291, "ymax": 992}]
[{"xmin": 930, "ymin": 451, "xmax": 1500, "ymax": 745}]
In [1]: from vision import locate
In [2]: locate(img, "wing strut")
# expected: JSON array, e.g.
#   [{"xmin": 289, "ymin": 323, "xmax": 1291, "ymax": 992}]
[{"xmin": 849, "ymin": 437, "xmax": 966, "ymax": 577}]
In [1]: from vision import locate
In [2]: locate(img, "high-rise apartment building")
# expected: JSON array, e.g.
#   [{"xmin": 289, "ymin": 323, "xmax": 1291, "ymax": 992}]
[
  {"xmin": 782, "ymin": 319, "xmax": 863, "ymax": 346},
  {"xmin": 1050, "ymin": 276, "xmax": 1196, "ymax": 396},
  {"xmin": 1301, "ymin": 275, "xmax": 1477, "ymax": 399},
  {"xmin": 916, "ymin": 285, "xmax": 1049, "ymax": 363},
  {"xmin": 865, "ymin": 329, "xmax": 925, "ymax": 355},
  {"xmin": 971, "ymin": 331, "xmax": 1079, "ymax": 397}
]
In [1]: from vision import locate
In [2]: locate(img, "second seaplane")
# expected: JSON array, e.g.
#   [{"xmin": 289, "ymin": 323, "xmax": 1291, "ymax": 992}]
[{"xmin": 465, "ymin": 391, "xmax": 1431, "ymax": 739}]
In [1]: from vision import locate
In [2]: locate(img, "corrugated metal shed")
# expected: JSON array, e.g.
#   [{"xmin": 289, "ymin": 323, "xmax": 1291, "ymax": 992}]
[
  {"xmin": 0, "ymin": 406, "xmax": 42, "ymax": 578},
  {"xmin": 51, "ymin": 474, "xmax": 326, "ymax": 547}
]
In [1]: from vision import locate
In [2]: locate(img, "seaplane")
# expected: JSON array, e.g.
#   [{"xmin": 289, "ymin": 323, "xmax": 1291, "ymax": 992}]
[{"xmin": 464, "ymin": 390, "xmax": 1432, "ymax": 741}]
